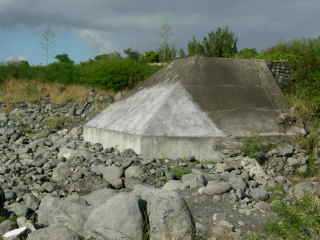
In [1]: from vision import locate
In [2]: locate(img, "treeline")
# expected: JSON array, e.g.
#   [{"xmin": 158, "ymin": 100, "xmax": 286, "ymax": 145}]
[
  {"xmin": 0, "ymin": 26, "xmax": 241, "ymax": 91},
  {"xmin": 1, "ymin": 26, "xmax": 320, "ymax": 112},
  {"xmin": 0, "ymin": 53, "xmax": 160, "ymax": 91}
]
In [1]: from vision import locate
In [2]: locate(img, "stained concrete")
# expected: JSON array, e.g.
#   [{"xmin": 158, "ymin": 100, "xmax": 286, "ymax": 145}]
[{"xmin": 84, "ymin": 56, "xmax": 304, "ymax": 160}]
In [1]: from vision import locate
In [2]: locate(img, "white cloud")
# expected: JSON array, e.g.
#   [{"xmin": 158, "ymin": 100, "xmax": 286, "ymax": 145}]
[
  {"xmin": 78, "ymin": 30, "xmax": 118, "ymax": 54},
  {"xmin": 5, "ymin": 56, "xmax": 28, "ymax": 63}
]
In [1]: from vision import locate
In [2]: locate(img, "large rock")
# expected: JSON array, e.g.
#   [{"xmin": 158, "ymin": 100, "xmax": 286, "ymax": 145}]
[
  {"xmin": 100, "ymin": 166, "xmax": 124, "ymax": 189},
  {"xmin": 162, "ymin": 180, "xmax": 186, "ymax": 191},
  {"xmin": 37, "ymin": 196, "xmax": 91, "ymax": 234},
  {"xmin": 134, "ymin": 186, "xmax": 195, "ymax": 240},
  {"xmin": 125, "ymin": 165, "xmax": 144, "ymax": 179},
  {"xmin": 250, "ymin": 186, "xmax": 269, "ymax": 201},
  {"xmin": 52, "ymin": 162, "xmax": 73, "ymax": 182},
  {"xmin": 181, "ymin": 173, "xmax": 207, "ymax": 189},
  {"xmin": 84, "ymin": 193, "xmax": 143, "ymax": 240},
  {"xmin": 198, "ymin": 181, "xmax": 231, "ymax": 196},
  {"xmin": 81, "ymin": 188, "xmax": 116, "ymax": 207},
  {"xmin": 27, "ymin": 226, "xmax": 80, "ymax": 240}
]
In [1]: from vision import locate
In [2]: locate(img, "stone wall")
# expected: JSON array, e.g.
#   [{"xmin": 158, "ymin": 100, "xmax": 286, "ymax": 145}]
[{"xmin": 267, "ymin": 60, "xmax": 292, "ymax": 88}]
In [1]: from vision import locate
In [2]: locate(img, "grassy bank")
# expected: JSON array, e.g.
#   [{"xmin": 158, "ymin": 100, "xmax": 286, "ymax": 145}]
[{"xmin": 0, "ymin": 79, "xmax": 113, "ymax": 113}]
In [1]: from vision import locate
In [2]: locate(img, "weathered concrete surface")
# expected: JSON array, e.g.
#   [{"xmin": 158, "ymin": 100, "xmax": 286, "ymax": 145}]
[{"xmin": 84, "ymin": 56, "xmax": 304, "ymax": 160}]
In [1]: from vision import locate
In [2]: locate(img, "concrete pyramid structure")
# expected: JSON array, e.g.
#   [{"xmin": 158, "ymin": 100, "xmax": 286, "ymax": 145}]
[{"xmin": 84, "ymin": 56, "xmax": 303, "ymax": 160}]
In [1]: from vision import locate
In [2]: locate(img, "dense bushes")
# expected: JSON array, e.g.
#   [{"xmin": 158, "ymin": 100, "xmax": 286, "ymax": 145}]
[
  {"xmin": 78, "ymin": 58, "xmax": 158, "ymax": 91},
  {"xmin": 0, "ymin": 55, "xmax": 159, "ymax": 91},
  {"xmin": 188, "ymin": 27, "xmax": 238, "ymax": 57},
  {"xmin": 258, "ymin": 38, "xmax": 320, "ymax": 118},
  {"xmin": 249, "ymin": 196, "xmax": 320, "ymax": 239}
]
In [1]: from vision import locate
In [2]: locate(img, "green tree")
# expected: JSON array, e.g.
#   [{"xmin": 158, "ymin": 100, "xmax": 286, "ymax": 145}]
[
  {"xmin": 188, "ymin": 36, "xmax": 204, "ymax": 56},
  {"xmin": 159, "ymin": 45, "xmax": 176, "ymax": 62},
  {"xmin": 94, "ymin": 52, "xmax": 122, "ymax": 61},
  {"xmin": 202, "ymin": 26, "xmax": 238, "ymax": 57},
  {"xmin": 55, "ymin": 54, "xmax": 74, "ymax": 64},
  {"xmin": 44, "ymin": 54, "xmax": 77, "ymax": 84},
  {"xmin": 124, "ymin": 48, "xmax": 140, "ymax": 61},
  {"xmin": 179, "ymin": 48, "xmax": 186, "ymax": 58},
  {"xmin": 237, "ymin": 48, "xmax": 258, "ymax": 59},
  {"xmin": 143, "ymin": 51, "xmax": 160, "ymax": 63}
]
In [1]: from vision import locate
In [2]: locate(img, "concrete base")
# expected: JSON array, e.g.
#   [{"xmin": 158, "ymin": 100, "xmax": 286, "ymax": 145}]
[
  {"xmin": 83, "ymin": 127, "xmax": 302, "ymax": 161},
  {"xmin": 84, "ymin": 127, "xmax": 226, "ymax": 160}
]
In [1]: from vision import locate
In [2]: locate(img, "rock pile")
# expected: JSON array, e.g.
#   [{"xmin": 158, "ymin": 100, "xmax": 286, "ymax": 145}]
[{"xmin": 0, "ymin": 97, "xmax": 318, "ymax": 240}]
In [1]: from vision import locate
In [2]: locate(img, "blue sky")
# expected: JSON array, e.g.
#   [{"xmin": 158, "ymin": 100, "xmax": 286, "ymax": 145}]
[
  {"xmin": 0, "ymin": 28, "xmax": 93, "ymax": 65},
  {"xmin": 0, "ymin": 0, "xmax": 319, "ymax": 65}
]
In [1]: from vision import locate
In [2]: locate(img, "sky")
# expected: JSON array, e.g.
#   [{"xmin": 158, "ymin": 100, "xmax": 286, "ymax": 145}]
[{"xmin": 0, "ymin": 0, "xmax": 319, "ymax": 64}]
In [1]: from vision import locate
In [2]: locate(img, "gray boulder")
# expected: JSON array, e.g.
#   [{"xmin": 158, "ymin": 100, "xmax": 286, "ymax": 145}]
[
  {"xmin": 8, "ymin": 203, "xmax": 30, "ymax": 217},
  {"xmin": 181, "ymin": 173, "xmax": 207, "ymax": 189},
  {"xmin": 134, "ymin": 186, "xmax": 195, "ymax": 240},
  {"xmin": 162, "ymin": 180, "xmax": 186, "ymax": 191},
  {"xmin": 23, "ymin": 194, "xmax": 40, "ymax": 211},
  {"xmin": 148, "ymin": 190, "xmax": 195, "ymax": 240},
  {"xmin": 52, "ymin": 162, "xmax": 73, "ymax": 182},
  {"xmin": 37, "ymin": 196, "xmax": 91, "ymax": 234},
  {"xmin": 228, "ymin": 175, "xmax": 247, "ymax": 193},
  {"xmin": 82, "ymin": 188, "xmax": 116, "ymax": 207},
  {"xmin": 27, "ymin": 226, "xmax": 80, "ymax": 240},
  {"xmin": 250, "ymin": 187, "xmax": 269, "ymax": 201},
  {"xmin": 198, "ymin": 181, "xmax": 231, "ymax": 196},
  {"xmin": 100, "ymin": 166, "xmax": 124, "ymax": 189},
  {"xmin": 125, "ymin": 165, "xmax": 144, "ymax": 179},
  {"xmin": 84, "ymin": 193, "xmax": 143, "ymax": 240}
]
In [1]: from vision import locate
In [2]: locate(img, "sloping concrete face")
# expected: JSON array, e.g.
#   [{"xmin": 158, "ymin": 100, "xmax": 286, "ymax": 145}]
[{"xmin": 84, "ymin": 56, "xmax": 303, "ymax": 160}]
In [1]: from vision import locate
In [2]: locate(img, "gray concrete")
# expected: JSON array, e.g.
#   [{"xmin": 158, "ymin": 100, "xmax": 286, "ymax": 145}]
[{"xmin": 84, "ymin": 56, "xmax": 304, "ymax": 160}]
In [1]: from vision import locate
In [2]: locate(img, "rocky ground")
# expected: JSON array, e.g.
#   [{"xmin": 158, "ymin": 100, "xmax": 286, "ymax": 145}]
[{"xmin": 0, "ymin": 93, "xmax": 319, "ymax": 240}]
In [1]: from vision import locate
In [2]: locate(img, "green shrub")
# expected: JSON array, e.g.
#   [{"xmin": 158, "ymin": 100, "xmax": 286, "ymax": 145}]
[
  {"xmin": 170, "ymin": 167, "xmax": 191, "ymax": 180},
  {"xmin": 236, "ymin": 48, "xmax": 258, "ymax": 59},
  {"xmin": 265, "ymin": 196, "xmax": 320, "ymax": 240},
  {"xmin": 79, "ymin": 58, "xmax": 159, "ymax": 91},
  {"xmin": 0, "ymin": 54, "xmax": 160, "ymax": 92},
  {"xmin": 241, "ymin": 136, "xmax": 272, "ymax": 161},
  {"xmin": 187, "ymin": 26, "xmax": 238, "ymax": 57}
]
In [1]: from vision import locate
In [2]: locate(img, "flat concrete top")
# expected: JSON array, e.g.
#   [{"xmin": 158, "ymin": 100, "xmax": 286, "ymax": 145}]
[{"xmin": 86, "ymin": 56, "xmax": 297, "ymax": 137}]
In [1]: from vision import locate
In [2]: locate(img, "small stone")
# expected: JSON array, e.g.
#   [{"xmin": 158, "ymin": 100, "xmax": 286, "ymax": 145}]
[
  {"xmin": 255, "ymin": 201, "xmax": 272, "ymax": 213},
  {"xmin": 250, "ymin": 187, "xmax": 269, "ymax": 201},
  {"xmin": 199, "ymin": 181, "xmax": 231, "ymax": 195},
  {"xmin": 4, "ymin": 191, "xmax": 16, "ymax": 202}
]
